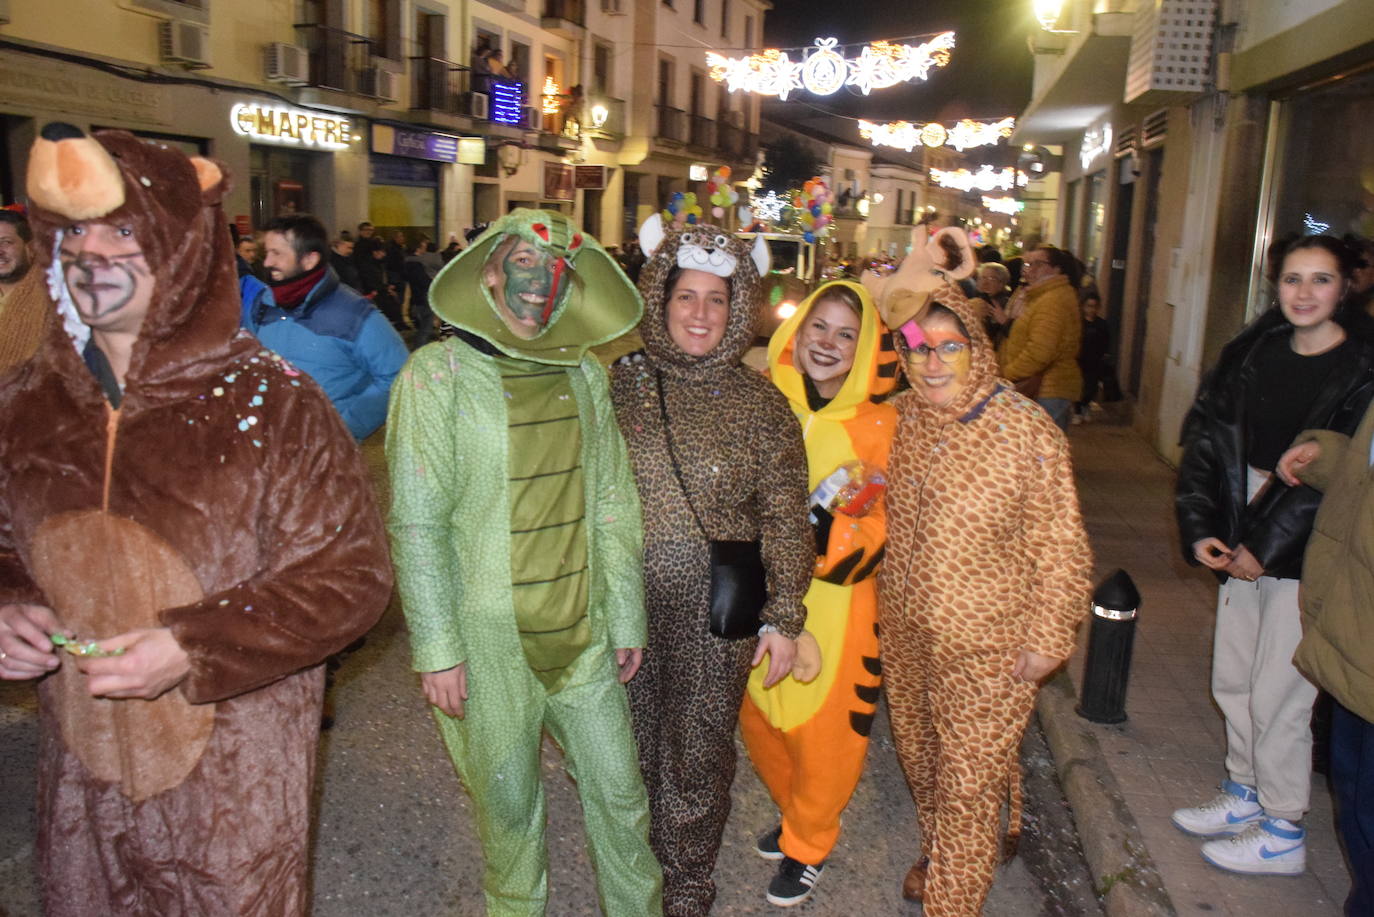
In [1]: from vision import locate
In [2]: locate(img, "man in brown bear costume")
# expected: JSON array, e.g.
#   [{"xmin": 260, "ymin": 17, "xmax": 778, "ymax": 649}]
[{"xmin": 0, "ymin": 124, "xmax": 392, "ymax": 915}]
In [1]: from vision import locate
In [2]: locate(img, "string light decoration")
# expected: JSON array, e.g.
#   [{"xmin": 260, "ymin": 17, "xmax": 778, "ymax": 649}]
[
  {"xmin": 706, "ymin": 31, "xmax": 956, "ymax": 100},
  {"xmin": 751, "ymin": 191, "xmax": 788, "ymax": 223},
  {"xmin": 541, "ymin": 77, "xmax": 562, "ymax": 115},
  {"xmin": 859, "ymin": 116, "xmax": 1015, "ymax": 153},
  {"xmin": 981, "ymin": 196, "xmax": 1024, "ymax": 215},
  {"xmin": 929, "ymin": 166, "xmax": 1027, "ymax": 193}
]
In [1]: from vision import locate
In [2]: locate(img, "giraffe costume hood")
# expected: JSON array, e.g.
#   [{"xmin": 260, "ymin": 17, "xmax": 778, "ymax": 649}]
[
  {"xmin": 739, "ymin": 279, "xmax": 900, "ymax": 870},
  {"xmin": 873, "ymin": 231, "xmax": 1092, "ymax": 916}
]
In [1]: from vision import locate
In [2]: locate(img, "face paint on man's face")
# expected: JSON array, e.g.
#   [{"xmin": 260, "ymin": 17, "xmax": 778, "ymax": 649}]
[
  {"xmin": 489, "ymin": 238, "xmax": 568, "ymax": 338},
  {"xmin": 59, "ymin": 222, "xmax": 155, "ymax": 334}
]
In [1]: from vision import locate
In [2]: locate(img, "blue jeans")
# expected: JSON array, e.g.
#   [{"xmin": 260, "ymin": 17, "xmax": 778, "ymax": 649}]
[
  {"xmin": 1036, "ymin": 397, "xmax": 1072, "ymax": 431},
  {"xmin": 1332, "ymin": 700, "xmax": 1374, "ymax": 916}
]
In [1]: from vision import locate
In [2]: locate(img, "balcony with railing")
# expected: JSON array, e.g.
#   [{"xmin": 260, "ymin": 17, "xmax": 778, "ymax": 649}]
[
  {"xmin": 655, "ymin": 104, "xmax": 686, "ymax": 143},
  {"xmin": 294, "ymin": 24, "xmax": 382, "ymax": 97},
  {"xmin": 410, "ymin": 57, "xmax": 471, "ymax": 115},
  {"xmin": 687, "ymin": 114, "xmax": 716, "ymax": 150},
  {"xmin": 717, "ymin": 122, "xmax": 759, "ymax": 162},
  {"xmin": 541, "ymin": 0, "xmax": 587, "ymax": 38}
]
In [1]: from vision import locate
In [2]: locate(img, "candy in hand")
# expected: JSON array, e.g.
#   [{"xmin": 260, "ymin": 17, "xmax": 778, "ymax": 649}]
[{"xmin": 50, "ymin": 633, "xmax": 126, "ymax": 658}]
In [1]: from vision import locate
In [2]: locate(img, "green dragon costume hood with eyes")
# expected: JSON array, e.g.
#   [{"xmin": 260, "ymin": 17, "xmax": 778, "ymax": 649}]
[{"xmin": 429, "ymin": 209, "xmax": 642, "ymax": 365}]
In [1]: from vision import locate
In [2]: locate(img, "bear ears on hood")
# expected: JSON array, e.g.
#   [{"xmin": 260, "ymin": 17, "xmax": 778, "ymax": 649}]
[{"xmin": 26, "ymin": 124, "xmax": 231, "ymax": 274}]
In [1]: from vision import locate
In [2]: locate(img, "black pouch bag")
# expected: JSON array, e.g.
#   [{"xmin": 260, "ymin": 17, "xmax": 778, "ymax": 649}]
[{"xmin": 656, "ymin": 371, "xmax": 767, "ymax": 639}]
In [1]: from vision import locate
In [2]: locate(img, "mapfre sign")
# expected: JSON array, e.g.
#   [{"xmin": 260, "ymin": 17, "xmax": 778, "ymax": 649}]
[{"xmin": 230, "ymin": 103, "xmax": 353, "ymax": 150}]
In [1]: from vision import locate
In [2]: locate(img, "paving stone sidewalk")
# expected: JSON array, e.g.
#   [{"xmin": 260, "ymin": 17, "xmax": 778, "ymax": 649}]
[{"xmin": 1049, "ymin": 420, "xmax": 1353, "ymax": 916}]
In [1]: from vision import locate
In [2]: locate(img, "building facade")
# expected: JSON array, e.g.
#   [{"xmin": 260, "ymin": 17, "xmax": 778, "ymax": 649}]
[
  {"xmin": 1016, "ymin": 0, "xmax": 1374, "ymax": 460},
  {"xmin": 0, "ymin": 0, "xmax": 768, "ymax": 249}
]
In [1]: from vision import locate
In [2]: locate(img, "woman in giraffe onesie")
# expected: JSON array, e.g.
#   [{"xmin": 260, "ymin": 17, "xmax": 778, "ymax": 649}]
[
  {"xmin": 739, "ymin": 280, "xmax": 898, "ymax": 907},
  {"xmin": 874, "ymin": 230, "xmax": 1092, "ymax": 916}
]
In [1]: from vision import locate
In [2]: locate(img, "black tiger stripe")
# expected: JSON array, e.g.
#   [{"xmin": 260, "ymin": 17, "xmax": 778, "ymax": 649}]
[
  {"xmin": 855, "ymin": 683, "xmax": 881, "ymax": 704},
  {"xmin": 818, "ymin": 547, "xmax": 865, "ymax": 585},
  {"xmin": 862, "ymin": 655, "xmax": 882, "ymax": 676},
  {"xmin": 851, "ymin": 545, "xmax": 886, "ymax": 582},
  {"xmin": 849, "ymin": 711, "xmax": 875, "ymax": 736},
  {"xmin": 876, "ymin": 360, "xmax": 900, "ymax": 378}
]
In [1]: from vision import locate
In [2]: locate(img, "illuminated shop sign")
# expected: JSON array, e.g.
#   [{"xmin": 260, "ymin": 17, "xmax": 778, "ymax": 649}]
[
  {"xmin": 490, "ymin": 81, "xmax": 524, "ymax": 125},
  {"xmin": 231, "ymin": 103, "xmax": 353, "ymax": 150},
  {"xmin": 1080, "ymin": 122, "xmax": 1112, "ymax": 170}
]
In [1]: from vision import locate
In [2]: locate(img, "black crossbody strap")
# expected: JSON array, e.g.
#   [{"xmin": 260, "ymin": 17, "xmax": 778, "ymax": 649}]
[{"xmin": 654, "ymin": 368, "xmax": 711, "ymax": 540}]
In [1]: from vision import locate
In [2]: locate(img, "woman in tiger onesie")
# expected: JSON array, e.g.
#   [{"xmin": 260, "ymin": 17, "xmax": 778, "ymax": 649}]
[{"xmin": 739, "ymin": 279, "xmax": 898, "ymax": 908}]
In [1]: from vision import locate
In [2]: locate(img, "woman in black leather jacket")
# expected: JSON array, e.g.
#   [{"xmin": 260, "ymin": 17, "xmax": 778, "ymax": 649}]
[{"xmin": 1172, "ymin": 234, "xmax": 1374, "ymax": 877}]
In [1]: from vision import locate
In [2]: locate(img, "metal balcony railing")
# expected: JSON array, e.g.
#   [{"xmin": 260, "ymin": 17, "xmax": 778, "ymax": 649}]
[
  {"xmin": 294, "ymin": 24, "xmax": 378, "ymax": 95},
  {"xmin": 717, "ymin": 123, "xmax": 759, "ymax": 161},
  {"xmin": 688, "ymin": 114, "xmax": 716, "ymax": 150},
  {"xmin": 410, "ymin": 57, "xmax": 471, "ymax": 114},
  {"xmin": 542, "ymin": 0, "xmax": 586, "ymax": 23},
  {"xmin": 655, "ymin": 104, "xmax": 686, "ymax": 142}
]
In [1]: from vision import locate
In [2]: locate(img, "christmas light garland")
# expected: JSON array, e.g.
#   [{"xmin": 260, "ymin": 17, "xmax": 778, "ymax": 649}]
[
  {"xmin": 706, "ymin": 32, "xmax": 956, "ymax": 100},
  {"xmin": 858, "ymin": 117, "xmax": 1015, "ymax": 153}
]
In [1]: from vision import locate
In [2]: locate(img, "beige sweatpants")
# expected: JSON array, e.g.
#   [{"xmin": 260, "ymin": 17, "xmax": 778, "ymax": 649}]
[{"xmin": 1210, "ymin": 467, "xmax": 1318, "ymax": 822}]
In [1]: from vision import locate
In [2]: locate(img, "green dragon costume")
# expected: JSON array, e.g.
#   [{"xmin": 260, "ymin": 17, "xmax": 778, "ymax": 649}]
[{"xmin": 386, "ymin": 210, "xmax": 663, "ymax": 916}]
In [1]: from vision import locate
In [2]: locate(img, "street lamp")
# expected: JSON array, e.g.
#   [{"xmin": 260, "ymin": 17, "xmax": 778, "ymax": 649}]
[
  {"xmin": 1034, "ymin": 0, "xmax": 1064, "ymax": 31},
  {"xmin": 590, "ymin": 104, "xmax": 609, "ymax": 128}
]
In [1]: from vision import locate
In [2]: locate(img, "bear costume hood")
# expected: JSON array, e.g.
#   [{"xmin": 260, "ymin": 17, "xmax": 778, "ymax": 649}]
[{"xmin": 23, "ymin": 124, "xmax": 245, "ymax": 406}]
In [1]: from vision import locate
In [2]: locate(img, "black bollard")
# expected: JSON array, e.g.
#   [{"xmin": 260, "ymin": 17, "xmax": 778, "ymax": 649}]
[{"xmin": 1075, "ymin": 568, "xmax": 1140, "ymax": 724}]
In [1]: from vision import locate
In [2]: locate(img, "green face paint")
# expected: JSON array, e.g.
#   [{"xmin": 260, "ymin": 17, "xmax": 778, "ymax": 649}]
[{"xmin": 492, "ymin": 239, "xmax": 566, "ymax": 338}]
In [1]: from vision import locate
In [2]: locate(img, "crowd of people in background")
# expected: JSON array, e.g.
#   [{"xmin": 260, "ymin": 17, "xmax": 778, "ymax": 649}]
[{"xmin": 1, "ymin": 125, "xmax": 1373, "ymax": 917}]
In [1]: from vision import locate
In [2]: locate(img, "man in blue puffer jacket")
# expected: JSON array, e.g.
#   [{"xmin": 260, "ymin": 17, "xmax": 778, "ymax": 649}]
[{"xmin": 241, "ymin": 214, "xmax": 408, "ymax": 440}]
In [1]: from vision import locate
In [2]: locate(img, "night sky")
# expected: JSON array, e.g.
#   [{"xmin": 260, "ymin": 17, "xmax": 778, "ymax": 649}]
[{"xmin": 760, "ymin": 0, "xmax": 1035, "ymax": 124}]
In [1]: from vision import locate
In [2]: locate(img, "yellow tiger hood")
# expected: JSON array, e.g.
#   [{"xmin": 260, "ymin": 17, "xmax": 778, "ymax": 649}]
[{"xmin": 767, "ymin": 280, "xmax": 898, "ymax": 419}]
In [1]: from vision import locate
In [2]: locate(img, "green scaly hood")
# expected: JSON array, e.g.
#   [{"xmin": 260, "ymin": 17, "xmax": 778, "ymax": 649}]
[{"xmin": 429, "ymin": 209, "xmax": 642, "ymax": 365}]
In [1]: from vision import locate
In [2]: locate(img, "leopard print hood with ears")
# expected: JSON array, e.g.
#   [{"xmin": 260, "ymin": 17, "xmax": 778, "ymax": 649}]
[{"xmin": 635, "ymin": 214, "xmax": 769, "ymax": 378}]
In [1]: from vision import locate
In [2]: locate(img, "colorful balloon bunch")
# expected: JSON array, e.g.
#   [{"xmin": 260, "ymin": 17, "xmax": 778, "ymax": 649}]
[
  {"xmin": 662, "ymin": 191, "xmax": 703, "ymax": 225},
  {"xmin": 705, "ymin": 166, "xmax": 741, "ymax": 220},
  {"xmin": 793, "ymin": 177, "xmax": 834, "ymax": 244}
]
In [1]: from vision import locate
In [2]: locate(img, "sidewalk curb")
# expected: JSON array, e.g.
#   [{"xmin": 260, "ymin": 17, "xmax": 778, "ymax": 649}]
[{"xmin": 1037, "ymin": 673, "xmax": 1176, "ymax": 917}]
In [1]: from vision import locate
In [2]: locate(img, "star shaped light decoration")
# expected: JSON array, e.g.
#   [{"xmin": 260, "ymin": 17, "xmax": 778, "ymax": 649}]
[{"xmin": 707, "ymin": 31, "xmax": 955, "ymax": 98}]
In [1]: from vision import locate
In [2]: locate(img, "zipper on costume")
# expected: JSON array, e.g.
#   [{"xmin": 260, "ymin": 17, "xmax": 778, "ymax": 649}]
[{"xmin": 102, "ymin": 403, "xmax": 120, "ymax": 514}]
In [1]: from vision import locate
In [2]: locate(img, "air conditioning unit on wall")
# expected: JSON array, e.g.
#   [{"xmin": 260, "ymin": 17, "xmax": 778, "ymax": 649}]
[
  {"xmin": 363, "ymin": 67, "xmax": 399, "ymax": 102},
  {"xmin": 469, "ymin": 92, "xmax": 490, "ymax": 119},
  {"xmin": 265, "ymin": 42, "xmax": 310, "ymax": 85},
  {"xmin": 521, "ymin": 106, "xmax": 541, "ymax": 130},
  {"xmin": 160, "ymin": 20, "xmax": 212, "ymax": 69}
]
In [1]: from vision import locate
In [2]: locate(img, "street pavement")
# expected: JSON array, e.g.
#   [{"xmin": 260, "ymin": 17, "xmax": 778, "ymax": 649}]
[
  {"xmin": 0, "ymin": 432, "xmax": 1100, "ymax": 916},
  {"xmin": 1055, "ymin": 418, "xmax": 1353, "ymax": 916},
  {"xmin": 1, "ymin": 416, "xmax": 1358, "ymax": 916}
]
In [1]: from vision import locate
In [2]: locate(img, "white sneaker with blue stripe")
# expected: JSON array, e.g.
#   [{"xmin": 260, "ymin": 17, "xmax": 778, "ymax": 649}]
[
  {"xmin": 1200, "ymin": 816, "xmax": 1306, "ymax": 876},
  {"xmin": 1171, "ymin": 780, "xmax": 1263, "ymax": 837}
]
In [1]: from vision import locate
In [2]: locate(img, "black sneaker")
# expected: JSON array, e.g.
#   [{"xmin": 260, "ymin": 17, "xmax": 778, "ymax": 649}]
[
  {"xmin": 755, "ymin": 826, "xmax": 783, "ymax": 861},
  {"xmin": 766, "ymin": 856, "xmax": 824, "ymax": 907}
]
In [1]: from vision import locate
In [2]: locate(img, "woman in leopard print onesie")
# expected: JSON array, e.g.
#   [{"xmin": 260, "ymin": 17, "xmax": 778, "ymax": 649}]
[
  {"xmin": 877, "ymin": 276, "xmax": 1092, "ymax": 917},
  {"xmin": 610, "ymin": 216, "xmax": 812, "ymax": 917}
]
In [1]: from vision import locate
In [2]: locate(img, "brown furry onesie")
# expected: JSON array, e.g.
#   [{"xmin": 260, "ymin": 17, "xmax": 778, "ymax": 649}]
[
  {"xmin": 610, "ymin": 218, "xmax": 812, "ymax": 917},
  {"xmin": 0, "ymin": 127, "xmax": 391, "ymax": 916}
]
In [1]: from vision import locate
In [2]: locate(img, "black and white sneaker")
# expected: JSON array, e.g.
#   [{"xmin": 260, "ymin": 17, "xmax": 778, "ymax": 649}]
[
  {"xmin": 766, "ymin": 856, "xmax": 824, "ymax": 907},
  {"xmin": 755, "ymin": 826, "xmax": 784, "ymax": 860}
]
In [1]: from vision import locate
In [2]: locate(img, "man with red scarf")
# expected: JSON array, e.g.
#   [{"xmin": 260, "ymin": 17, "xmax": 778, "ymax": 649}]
[{"xmin": 241, "ymin": 214, "xmax": 408, "ymax": 440}]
